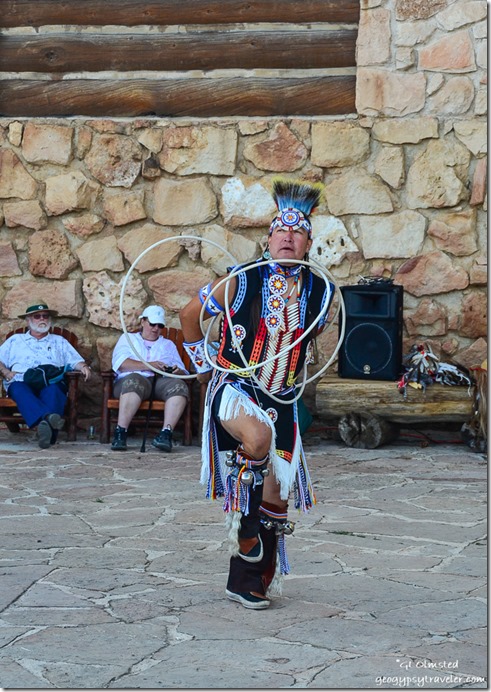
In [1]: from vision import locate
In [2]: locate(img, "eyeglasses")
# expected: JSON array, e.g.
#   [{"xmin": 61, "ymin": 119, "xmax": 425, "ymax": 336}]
[
  {"xmin": 148, "ymin": 321, "xmax": 164, "ymax": 329},
  {"xmin": 31, "ymin": 313, "xmax": 51, "ymax": 320}
]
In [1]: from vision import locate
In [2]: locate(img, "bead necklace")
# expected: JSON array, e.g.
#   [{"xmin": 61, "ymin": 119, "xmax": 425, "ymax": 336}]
[{"xmin": 265, "ymin": 268, "xmax": 302, "ymax": 336}]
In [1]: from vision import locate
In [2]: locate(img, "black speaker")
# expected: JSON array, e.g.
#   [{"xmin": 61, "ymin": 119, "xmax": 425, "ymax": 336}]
[{"xmin": 338, "ymin": 283, "xmax": 403, "ymax": 381}]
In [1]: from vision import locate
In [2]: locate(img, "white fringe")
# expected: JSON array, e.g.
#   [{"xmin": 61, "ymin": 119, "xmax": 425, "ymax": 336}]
[
  {"xmin": 225, "ymin": 510, "xmax": 242, "ymax": 555},
  {"xmin": 266, "ymin": 557, "xmax": 284, "ymax": 597},
  {"xmin": 200, "ymin": 381, "xmax": 305, "ymax": 504}
]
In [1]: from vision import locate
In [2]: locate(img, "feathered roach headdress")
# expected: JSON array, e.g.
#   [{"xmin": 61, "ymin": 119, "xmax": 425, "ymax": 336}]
[{"xmin": 269, "ymin": 178, "xmax": 324, "ymax": 237}]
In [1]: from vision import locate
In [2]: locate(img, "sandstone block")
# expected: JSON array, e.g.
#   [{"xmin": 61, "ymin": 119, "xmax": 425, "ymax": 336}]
[
  {"xmin": 431, "ymin": 76, "xmax": 475, "ymax": 115},
  {"xmin": 427, "ymin": 209, "xmax": 477, "ymax": 256},
  {"xmin": 85, "ymin": 134, "xmax": 142, "ymax": 188},
  {"xmin": 470, "ymin": 157, "xmax": 487, "ymax": 206},
  {"xmin": 62, "ymin": 213, "xmax": 106, "ymax": 238},
  {"xmin": 396, "ymin": 0, "xmax": 448, "ymax": 21},
  {"xmin": 395, "ymin": 250, "xmax": 468, "ymax": 296},
  {"xmin": 200, "ymin": 225, "xmax": 258, "ymax": 275},
  {"xmin": 395, "ymin": 20, "xmax": 435, "ymax": 47},
  {"xmin": 45, "ymin": 171, "xmax": 94, "ymax": 216},
  {"xmin": 436, "ymin": 1, "xmax": 488, "ymax": 31},
  {"xmin": 311, "ymin": 122, "xmax": 370, "ymax": 168},
  {"xmin": 83, "ymin": 271, "xmax": 146, "ymax": 329},
  {"xmin": 469, "ymin": 261, "xmax": 487, "ymax": 285},
  {"xmin": 8, "ymin": 122, "xmax": 23, "ymax": 147},
  {"xmin": 76, "ymin": 127, "xmax": 92, "ymax": 159},
  {"xmin": 356, "ymin": 68, "xmax": 426, "ymax": 116},
  {"xmin": 395, "ymin": 46, "xmax": 416, "ymax": 70},
  {"xmin": 357, "ymin": 8, "xmax": 391, "ymax": 65},
  {"xmin": 372, "ymin": 117, "xmax": 438, "ymax": 144},
  {"xmin": 22, "ymin": 123, "xmax": 73, "ymax": 165},
  {"xmin": 136, "ymin": 128, "xmax": 163, "ymax": 154},
  {"xmin": 221, "ymin": 177, "xmax": 275, "ymax": 229},
  {"xmin": 0, "ymin": 150, "xmax": 37, "ymax": 200},
  {"xmin": 243, "ymin": 123, "xmax": 307, "ymax": 172},
  {"xmin": 148, "ymin": 267, "xmax": 214, "ymax": 314},
  {"xmin": 426, "ymin": 73, "xmax": 445, "ymax": 95},
  {"xmin": 453, "ymin": 121, "xmax": 487, "ymax": 156},
  {"xmin": 406, "ymin": 138, "xmax": 470, "ymax": 209},
  {"xmin": 405, "ymin": 298, "xmax": 447, "ymax": 337},
  {"xmin": 160, "ymin": 125, "xmax": 237, "ymax": 176},
  {"xmin": 359, "ymin": 211, "xmax": 426, "ymax": 258},
  {"xmin": 418, "ymin": 30, "xmax": 476, "ymax": 72},
  {"xmin": 153, "ymin": 178, "xmax": 217, "ymax": 226},
  {"xmin": 4, "ymin": 200, "xmax": 47, "ymax": 230},
  {"xmin": 374, "ymin": 146, "xmax": 405, "ymax": 188},
  {"xmin": 459, "ymin": 292, "xmax": 487, "ymax": 338},
  {"xmin": 0, "ymin": 242, "xmax": 21, "ymax": 277},
  {"xmin": 76, "ymin": 235, "xmax": 124, "ymax": 273},
  {"xmin": 238, "ymin": 121, "xmax": 268, "ymax": 136},
  {"xmin": 455, "ymin": 336, "xmax": 488, "ymax": 369},
  {"xmin": 475, "ymin": 40, "xmax": 487, "ymax": 69},
  {"xmin": 2, "ymin": 279, "xmax": 83, "ymax": 319},
  {"xmin": 117, "ymin": 224, "xmax": 182, "ymax": 273},
  {"xmin": 310, "ymin": 215, "xmax": 358, "ymax": 267},
  {"xmin": 325, "ymin": 169, "xmax": 393, "ymax": 215},
  {"xmin": 28, "ymin": 229, "xmax": 78, "ymax": 279},
  {"xmin": 102, "ymin": 190, "xmax": 146, "ymax": 226}
]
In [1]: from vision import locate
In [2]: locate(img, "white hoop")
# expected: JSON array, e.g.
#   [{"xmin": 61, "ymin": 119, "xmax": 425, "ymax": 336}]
[{"xmin": 119, "ymin": 234, "xmax": 238, "ymax": 378}]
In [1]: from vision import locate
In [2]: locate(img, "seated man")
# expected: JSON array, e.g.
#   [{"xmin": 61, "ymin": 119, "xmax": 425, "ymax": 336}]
[
  {"xmin": 111, "ymin": 305, "xmax": 189, "ymax": 452},
  {"xmin": 0, "ymin": 301, "xmax": 91, "ymax": 448}
]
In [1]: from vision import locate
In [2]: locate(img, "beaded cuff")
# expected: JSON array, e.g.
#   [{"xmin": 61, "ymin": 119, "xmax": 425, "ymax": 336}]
[{"xmin": 183, "ymin": 338, "xmax": 213, "ymax": 374}]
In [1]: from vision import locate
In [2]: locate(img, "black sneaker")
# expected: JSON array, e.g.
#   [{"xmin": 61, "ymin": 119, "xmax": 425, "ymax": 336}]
[
  {"xmin": 152, "ymin": 428, "xmax": 172, "ymax": 452},
  {"xmin": 225, "ymin": 590, "xmax": 270, "ymax": 610},
  {"xmin": 111, "ymin": 426, "xmax": 127, "ymax": 451},
  {"xmin": 37, "ymin": 420, "xmax": 52, "ymax": 449},
  {"xmin": 45, "ymin": 413, "xmax": 65, "ymax": 430}
]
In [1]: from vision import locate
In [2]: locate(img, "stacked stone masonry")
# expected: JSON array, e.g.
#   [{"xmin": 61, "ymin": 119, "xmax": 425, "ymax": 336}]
[{"xmin": 0, "ymin": 0, "xmax": 487, "ymax": 420}]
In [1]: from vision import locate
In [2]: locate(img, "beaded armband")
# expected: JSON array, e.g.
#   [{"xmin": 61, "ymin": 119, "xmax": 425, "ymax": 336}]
[
  {"xmin": 199, "ymin": 282, "xmax": 224, "ymax": 316},
  {"xmin": 183, "ymin": 338, "xmax": 213, "ymax": 374}
]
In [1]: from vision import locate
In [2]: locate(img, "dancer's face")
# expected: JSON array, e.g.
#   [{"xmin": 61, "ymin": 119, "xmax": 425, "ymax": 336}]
[{"xmin": 268, "ymin": 227, "xmax": 312, "ymax": 264}]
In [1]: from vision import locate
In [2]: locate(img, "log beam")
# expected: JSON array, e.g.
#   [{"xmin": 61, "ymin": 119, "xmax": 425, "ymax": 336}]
[
  {"xmin": 1, "ymin": 0, "xmax": 360, "ymax": 27},
  {"xmin": 0, "ymin": 77, "xmax": 356, "ymax": 117},
  {"xmin": 1, "ymin": 31, "xmax": 357, "ymax": 73}
]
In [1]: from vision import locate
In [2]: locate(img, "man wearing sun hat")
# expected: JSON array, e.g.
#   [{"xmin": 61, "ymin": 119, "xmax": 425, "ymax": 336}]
[
  {"xmin": 0, "ymin": 301, "xmax": 91, "ymax": 448},
  {"xmin": 110, "ymin": 305, "xmax": 189, "ymax": 452}
]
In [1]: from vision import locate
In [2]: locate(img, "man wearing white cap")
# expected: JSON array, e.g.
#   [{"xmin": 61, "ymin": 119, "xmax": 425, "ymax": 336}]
[{"xmin": 110, "ymin": 305, "xmax": 189, "ymax": 452}]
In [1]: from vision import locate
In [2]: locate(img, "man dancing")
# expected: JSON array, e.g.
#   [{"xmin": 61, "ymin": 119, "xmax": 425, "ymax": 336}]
[{"xmin": 180, "ymin": 179, "xmax": 333, "ymax": 609}]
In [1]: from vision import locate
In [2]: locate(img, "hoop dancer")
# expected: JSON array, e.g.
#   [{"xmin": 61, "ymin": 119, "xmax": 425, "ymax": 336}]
[{"xmin": 180, "ymin": 179, "xmax": 335, "ymax": 609}]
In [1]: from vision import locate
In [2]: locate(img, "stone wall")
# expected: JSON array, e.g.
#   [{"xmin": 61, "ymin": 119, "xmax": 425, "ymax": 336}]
[{"xmin": 0, "ymin": 0, "xmax": 487, "ymax": 422}]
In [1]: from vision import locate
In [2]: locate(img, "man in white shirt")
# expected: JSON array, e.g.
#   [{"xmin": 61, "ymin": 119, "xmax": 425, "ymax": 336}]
[
  {"xmin": 111, "ymin": 305, "xmax": 189, "ymax": 452},
  {"xmin": 0, "ymin": 301, "xmax": 91, "ymax": 448}
]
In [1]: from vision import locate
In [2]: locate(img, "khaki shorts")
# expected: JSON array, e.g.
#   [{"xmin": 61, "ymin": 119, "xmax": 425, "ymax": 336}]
[{"xmin": 113, "ymin": 373, "xmax": 189, "ymax": 401}]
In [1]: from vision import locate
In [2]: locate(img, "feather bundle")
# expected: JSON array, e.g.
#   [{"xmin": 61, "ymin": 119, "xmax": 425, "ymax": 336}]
[{"xmin": 271, "ymin": 178, "xmax": 323, "ymax": 217}]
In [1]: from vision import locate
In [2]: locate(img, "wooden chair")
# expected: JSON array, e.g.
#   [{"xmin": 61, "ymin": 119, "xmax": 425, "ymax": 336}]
[
  {"xmin": 100, "ymin": 326, "xmax": 201, "ymax": 446},
  {"xmin": 0, "ymin": 326, "xmax": 82, "ymax": 441}
]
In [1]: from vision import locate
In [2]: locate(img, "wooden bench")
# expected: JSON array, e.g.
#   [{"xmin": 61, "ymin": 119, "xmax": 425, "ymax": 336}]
[
  {"xmin": 316, "ymin": 374, "xmax": 474, "ymax": 448},
  {"xmin": 0, "ymin": 326, "xmax": 82, "ymax": 441},
  {"xmin": 100, "ymin": 327, "xmax": 204, "ymax": 446}
]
